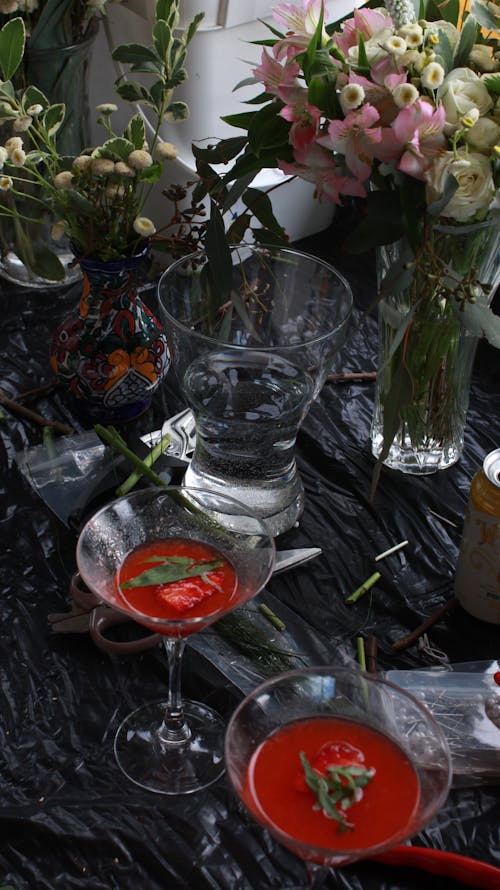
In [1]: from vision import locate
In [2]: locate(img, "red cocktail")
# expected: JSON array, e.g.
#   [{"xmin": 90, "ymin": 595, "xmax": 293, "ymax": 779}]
[
  {"xmin": 225, "ymin": 667, "xmax": 451, "ymax": 872},
  {"xmin": 77, "ymin": 486, "xmax": 275, "ymax": 795}
]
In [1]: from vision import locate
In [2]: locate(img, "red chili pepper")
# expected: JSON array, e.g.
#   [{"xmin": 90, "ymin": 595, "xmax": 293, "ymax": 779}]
[
  {"xmin": 372, "ymin": 846, "xmax": 500, "ymax": 890},
  {"xmin": 493, "ymin": 671, "xmax": 500, "ymax": 687}
]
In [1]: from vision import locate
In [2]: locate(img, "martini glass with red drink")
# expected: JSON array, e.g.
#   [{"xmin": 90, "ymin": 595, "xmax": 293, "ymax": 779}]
[
  {"xmin": 76, "ymin": 486, "xmax": 275, "ymax": 795},
  {"xmin": 225, "ymin": 666, "xmax": 451, "ymax": 883}
]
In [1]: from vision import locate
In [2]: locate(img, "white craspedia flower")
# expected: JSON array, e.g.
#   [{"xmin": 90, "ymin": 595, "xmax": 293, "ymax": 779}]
[
  {"xmin": 461, "ymin": 107, "xmax": 480, "ymax": 128},
  {"xmin": 5, "ymin": 136, "xmax": 23, "ymax": 154},
  {"xmin": 27, "ymin": 104, "xmax": 43, "ymax": 116},
  {"xmin": 0, "ymin": 146, "xmax": 8, "ymax": 168},
  {"xmin": 393, "ymin": 82, "xmax": 420, "ymax": 107},
  {"xmin": 0, "ymin": 174, "xmax": 13, "ymax": 190},
  {"xmin": 13, "ymin": 115, "xmax": 32, "ymax": 132},
  {"xmin": 155, "ymin": 141, "xmax": 178, "ymax": 161},
  {"xmin": 133, "ymin": 216, "xmax": 156, "ymax": 237},
  {"xmin": 114, "ymin": 160, "xmax": 135, "ymax": 177},
  {"xmin": 91, "ymin": 157, "xmax": 115, "ymax": 176},
  {"xmin": 51, "ymin": 221, "xmax": 67, "ymax": 240},
  {"xmin": 384, "ymin": 36, "xmax": 407, "ymax": 56},
  {"xmin": 340, "ymin": 83, "xmax": 365, "ymax": 113},
  {"xmin": 96, "ymin": 102, "xmax": 118, "ymax": 114},
  {"xmin": 0, "ymin": 1, "xmax": 19, "ymax": 13},
  {"xmin": 128, "ymin": 149, "xmax": 153, "ymax": 170},
  {"xmin": 72, "ymin": 154, "xmax": 93, "ymax": 171},
  {"xmin": 9, "ymin": 147, "xmax": 26, "ymax": 166},
  {"xmin": 421, "ymin": 61, "xmax": 445, "ymax": 90},
  {"xmin": 54, "ymin": 170, "xmax": 74, "ymax": 189},
  {"xmin": 398, "ymin": 23, "xmax": 423, "ymax": 47},
  {"xmin": 383, "ymin": 0, "xmax": 416, "ymax": 28}
]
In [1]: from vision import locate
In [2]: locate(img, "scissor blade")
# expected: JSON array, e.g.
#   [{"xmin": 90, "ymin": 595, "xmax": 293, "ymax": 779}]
[{"xmin": 273, "ymin": 548, "xmax": 322, "ymax": 574}]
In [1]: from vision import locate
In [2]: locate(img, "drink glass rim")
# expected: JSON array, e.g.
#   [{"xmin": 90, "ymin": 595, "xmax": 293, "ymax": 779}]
[{"xmin": 158, "ymin": 243, "xmax": 354, "ymax": 352}]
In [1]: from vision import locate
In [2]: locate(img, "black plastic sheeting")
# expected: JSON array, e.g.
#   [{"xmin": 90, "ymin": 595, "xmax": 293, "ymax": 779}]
[{"xmin": 1, "ymin": 207, "xmax": 499, "ymax": 889}]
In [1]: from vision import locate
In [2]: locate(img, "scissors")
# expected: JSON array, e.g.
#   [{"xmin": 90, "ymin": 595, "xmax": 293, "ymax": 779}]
[{"xmin": 49, "ymin": 547, "xmax": 322, "ymax": 655}]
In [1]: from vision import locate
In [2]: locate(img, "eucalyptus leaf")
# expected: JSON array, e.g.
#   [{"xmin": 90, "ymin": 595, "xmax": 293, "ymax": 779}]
[
  {"xmin": 192, "ymin": 137, "xmax": 247, "ymax": 165},
  {"xmin": 458, "ymin": 299, "xmax": 500, "ymax": 348},
  {"xmin": 31, "ymin": 244, "xmax": 66, "ymax": 281},
  {"xmin": 452, "ymin": 13, "xmax": 478, "ymax": 67},
  {"xmin": 427, "ymin": 174, "xmax": 458, "ymax": 217},
  {"xmin": 470, "ymin": 0, "xmax": 499, "ymax": 31},
  {"xmin": 0, "ymin": 17, "xmax": 25, "ymax": 82},
  {"xmin": 242, "ymin": 187, "xmax": 286, "ymax": 235},
  {"xmin": 120, "ymin": 558, "xmax": 223, "ymax": 590},
  {"xmin": 205, "ymin": 200, "xmax": 233, "ymax": 300}
]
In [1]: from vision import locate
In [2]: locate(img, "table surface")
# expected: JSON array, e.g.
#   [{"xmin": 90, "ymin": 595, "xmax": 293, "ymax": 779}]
[{"xmin": 1, "ymin": 210, "xmax": 499, "ymax": 890}]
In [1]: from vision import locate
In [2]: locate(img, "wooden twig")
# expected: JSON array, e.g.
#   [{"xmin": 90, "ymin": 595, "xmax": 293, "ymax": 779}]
[
  {"xmin": 15, "ymin": 380, "xmax": 59, "ymax": 402},
  {"xmin": 365, "ymin": 635, "xmax": 378, "ymax": 674},
  {"xmin": 327, "ymin": 371, "xmax": 377, "ymax": 383},
  {"xmin": 392, "ymin": 598, "xmax": 458, "ymax": 651},
  {"xmin": 0, "ymin": 387, "xmax": 73, "ymax": 435}
]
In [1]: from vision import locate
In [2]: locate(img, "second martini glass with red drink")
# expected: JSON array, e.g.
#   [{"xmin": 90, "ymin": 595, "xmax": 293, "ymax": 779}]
[
  {"xmin": 225, "ymin": 666, "xmax": 452, "ymax": 883},
  {"xmin": 76, "ymin": 486, "xmax": 275, "ymax": 795}
]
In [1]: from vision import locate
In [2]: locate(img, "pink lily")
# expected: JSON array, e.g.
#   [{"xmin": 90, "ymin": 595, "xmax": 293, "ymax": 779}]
[
  {"xmin": 320, "ymin": 104, "xmax": 382, "ymax": 182},
  {"xmin": 279, "ymin": 143, "xmax": 366, "ymax": 204},
  {"xmin": 335, "ymin": 8, "xmax": 393, "ymax": 56},
  {"xmin": 279, "ymin": 86, "xmax": 321, "ymax": 150},
  {"xmin": 392, "ymin": 100, "xmax": 447, "ymax": 179},
  {"xmin": 253, "ymin": 48, "xmax": 300, "ymax": 97}
]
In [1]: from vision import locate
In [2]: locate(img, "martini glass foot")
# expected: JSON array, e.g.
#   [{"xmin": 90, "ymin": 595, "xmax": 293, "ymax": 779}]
[{"xmin": 114, "ymin": 699, "xmax": 226, "ymax": 795}]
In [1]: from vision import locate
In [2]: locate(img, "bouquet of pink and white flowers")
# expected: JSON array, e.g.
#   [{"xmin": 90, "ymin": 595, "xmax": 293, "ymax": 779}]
[{"xmin": 204, "ymin": 0, "xmax": 500, "ymax": 481}]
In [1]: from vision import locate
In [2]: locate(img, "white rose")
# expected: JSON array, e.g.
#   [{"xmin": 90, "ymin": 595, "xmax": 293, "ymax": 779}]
[
  {"xmin": 469, "ymin": 44, "xmax": 498, "ymax": 73},
  {"xmin": 437, "ymin": 67, "xmax": 494, "ymax": 134},
  {"xmin": 465, "ymin": 116, "xmax": 500, "ymax": 152},
  {"xmin": 425, "ymin": 150, "xmax": 496, "ymax": 221}
]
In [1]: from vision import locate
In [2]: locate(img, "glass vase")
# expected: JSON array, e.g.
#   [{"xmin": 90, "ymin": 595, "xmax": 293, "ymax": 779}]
[
  {"xmin": 50, "ymin": 248, "xmax": 169, "ymax": 423},
  {"xmin": 370, "ymin": 220, "xmax": 500, "ymax": 475},
  {"xmin": 0, "ymin": 22, "xmax": 98, "ymax": 288}
]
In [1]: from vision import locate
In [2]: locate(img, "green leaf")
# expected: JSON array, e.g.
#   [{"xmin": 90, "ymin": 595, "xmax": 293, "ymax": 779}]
[
  {"xmin": 423, "ymin": 0, "xmax": 444, "ymax": 22},
  {"xmin": 138, "ymin": 161, "xmax": 163, "ymax": 183},
  {"xmin": 120, "ymin": 557, "xmax": 224, "ymax": 590},
  {"xmin": 112, "ymin": 44, "xmax": 159, "ymax": 64},
  {"xmin": 470, "ymin": 0, "xmax": 500, "ymax": 31},
  {"xmin": 357, "ymin": 33, "xmax": 369, "ymax": 69},
  {"xmin": 153, "ymin": 19, "xmax": 171, "ymax": 60},
  {"xmin": 205, "ymin": 199, "xmax": 233, "ymax": 299},
  {"xmin": 427, "ymin": 174, "xmax": 458, "ymax": 217},
  {"xmin": 115, "ymin": 81, "xmax": 153, "ymax": 105},
  {"xmin": 248, "ymin": 102, "xmax": 290, "ymax": 155},
  {"xmin": 452, "ymin": 12, "xmax": 479, "ymax": 67},
  {"xmin": 221, "ymin": 110, "xmax": 258, "ymax": 130},
  {"xmin": 434, "ymin": 28, "xmax": 453, "ymax": 73},
  {"xmin": 251, "ymin": 226, "xmax": 289, "ymax": 246},
  {"xmin": 156, "ymin": 0, "xmax": 173, "ymax": 23},
  {"xmin": 126, "ymin": 113, "xmax": 146, "ymax": 150},
  {"xmin": 31, "ymin": 244, "xmax": 66, "ymax": 281},
  {"xmin": 184, "ymin": 11, "xmax": 204, "ymax": 45},
  {"xmin": 43, "ymin": 103, "xmax": 66, "ymax": 138},
  {"xmin": 371, "ymin": 360, "xmax": 414, "ymax": 499},
  {"xmin": 242, "ymin": 187, "xmax": 286, "ymax": 236},
  {"xmin": 378, "ymin": 252, "xmax": 415, "ymax": 299},
  {"xmin": 97, "ymin": 137, "xmax": 135, "ymax": 162},
  {"xmin": 440, "ymin": 0, "xmax": 460, "ymax": 24},
  {"xmin": 192, "ymin": 137, "xmax": 248, "ymax": 165},
  {"xmin": 0, "ymin": 16, "xmax": 25, "ymax": 82},
  {"xmin": 226, "ymin": 212, "xmax": 252, "ymax": 244},
  {"xmin": 164, "ymin": 100, "xmax": 189, "ymax": 121},
  {"xmin": 22, "ymin": 86, "xmax": 50, "ymax": 111},
  {"xmin": 482, "ymin": 72, "xmax": 500, "ymax": 95}
]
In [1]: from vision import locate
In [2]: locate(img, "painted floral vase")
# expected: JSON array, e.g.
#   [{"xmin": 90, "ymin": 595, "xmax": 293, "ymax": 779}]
[{"xmin": 50, "ymin": 249, "xmax": 169, "ymax": 422}]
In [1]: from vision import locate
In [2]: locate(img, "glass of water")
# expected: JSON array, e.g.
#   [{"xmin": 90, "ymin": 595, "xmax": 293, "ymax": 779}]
[{"xmin": 158, "ymin": 245, "xmax": 352, "ymax": 536}]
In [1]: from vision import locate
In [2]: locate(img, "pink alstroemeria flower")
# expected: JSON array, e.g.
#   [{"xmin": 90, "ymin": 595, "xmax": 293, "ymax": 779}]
[
  {"xmin": 253, "ymin": 48, "xmax": 299, "ymax": 97},
  {"xmin": 335, "ymin": 8, "xmax": 393, "ymax": 57},
  {"xmin": 392, "ymin": 100, "xmax": 447, "ymax": 179},
  {"xmin": 279, "ymin": 143, "xmax": 366, "ymax": 204},
  {"xmin": 320, "ymin": 104, "xmax": 382, "ymax": 182},
  {"xmin": 349, "ymin": 70, "xmax": 405, "ymax": 125},
  {"xmin": 279, "ymin": 86, "xmax": 321, "ymax": 150},
  {"xmin": 273, "ymin": 0, "xmax": 328, "ymax": 37}
]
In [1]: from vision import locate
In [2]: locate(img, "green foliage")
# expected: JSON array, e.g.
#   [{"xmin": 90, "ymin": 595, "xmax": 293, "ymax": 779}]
[{"xmin": 0, "ymin": 17, "xmax": 25, "ymax": 81}]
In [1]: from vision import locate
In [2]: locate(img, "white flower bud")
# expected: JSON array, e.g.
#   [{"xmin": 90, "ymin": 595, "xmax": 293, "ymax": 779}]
[
  {"xmin": 13, "ymin": 115, "xmax": 32, "ymax": 132},
  {"xmin": 155, "ymin": 141, "xmax": 178, "ymax": 161},
  {"xmin": 51, "ymin": 221, "xmax": 67, "ymax": 240},
  {"xmin": 0, "ymin": 146, "xmax": 8, "ymax": 168},
  {"xmin": 72, "ymin": 155, "xmax": 93, "ymax": 171},
  {"xmin": 133, "ymin": 216, "xmax": 156, "ymax": 237},
  {"xmin": 53, "ymin": 171, "xmax": 74, "ymax": 189},
  {"xmin": 27, "ymin": 104, "xmax": 43, "ymax": 116},
  {"xmin": 0, "ymin": 174, "xmax": 13, "ymax": 190},
  {"xmin": 114, "ymin": 161, "xmax": 136, "ymax": 177},
  {"xmin": 91, "ymin": 157, "xmax": 115, "ymax": 176},
  {"xmin": 128, "ymin": 149, "xmax": 153, "ymax": 170},
  {"xmin": 4, "ymin": 136, "xmax": 23, "ymax": 155},
  {"xmin": 9, "ymin": 147, "xmax": 26, "ymax": 166},
  {"xmin": 96, "ymin": 103, "xmax": 118, "ymax": 114}
]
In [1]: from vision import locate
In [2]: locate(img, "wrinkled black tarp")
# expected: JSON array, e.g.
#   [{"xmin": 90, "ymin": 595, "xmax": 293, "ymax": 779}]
[{"xmin": 1, "ymin": 205, "xmax": 499, "ymax": 889}]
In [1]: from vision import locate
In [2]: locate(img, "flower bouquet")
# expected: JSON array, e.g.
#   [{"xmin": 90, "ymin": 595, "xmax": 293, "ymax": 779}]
[
  {"xmin": 0, "ymin": 0, "xmax": 122, "ymax": 282},
  {"xmin": 0, "ymin": 0, "xmax": 205, "ymax": 421},
  {"xmin": 205, "ymin": 0, "xmax": 500, "ymax": 483}
]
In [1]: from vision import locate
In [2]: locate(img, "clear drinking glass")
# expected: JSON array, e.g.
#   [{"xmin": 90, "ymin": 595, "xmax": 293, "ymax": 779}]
[
  {"xmin": 158, "ymin": 245, "xmax": 352, "ymax": 536},
  {"xmin": 225, "ymin": 666, "xmax": 452, "ymax": 880},
  {"xmin": 76, "ymin": 486, "xmax": 275, "ymax": 795}
]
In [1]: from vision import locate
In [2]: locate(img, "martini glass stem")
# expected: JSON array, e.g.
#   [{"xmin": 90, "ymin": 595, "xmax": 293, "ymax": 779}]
[{"xmin": 158, "ymin": 637, "xmax": 192, "ymax": 745}]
